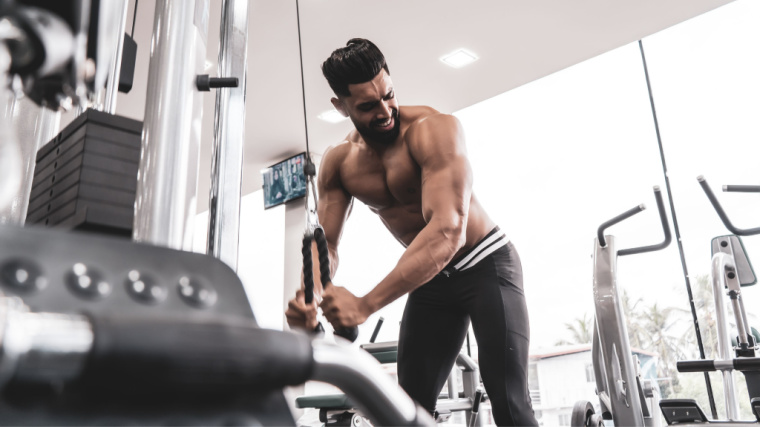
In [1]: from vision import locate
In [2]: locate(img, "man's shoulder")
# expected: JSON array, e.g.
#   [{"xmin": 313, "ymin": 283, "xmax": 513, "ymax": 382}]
[
  {"xmin": 320, "ymin": 139, "xmax": 353, "ymax": 177},
  {"xmin": 323, "ymin": 139, "xmax": 352, "ymax": 162},
  {"xmin": 401, "ymin": 105, "xmax": 441, "ymax": 124},
  {"xmin": 404, "ymin": 108, "xmax": 461, "ymax": 144},
  {"xmin": 403, "ymin": 107, "xmax": 459, "ymax": 134}
]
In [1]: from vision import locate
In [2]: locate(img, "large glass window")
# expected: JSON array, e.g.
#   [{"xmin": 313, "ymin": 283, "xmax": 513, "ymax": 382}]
[
  {"xmin": 644, "ymin": 0, "xmax": 760, "ymax": 306},
  {"xmin": 455, "ymin": 41, "xmax": 682, "ymax": 348},
  {"xmin": 643, "ymin": 0, "xmax": 760, "ymax": 418}
]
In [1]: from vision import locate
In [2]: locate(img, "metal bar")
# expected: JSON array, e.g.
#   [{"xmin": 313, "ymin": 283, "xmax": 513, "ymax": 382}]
[
  {"xmin": 597, "ymin": 204, "xmax": 645, "ymax": 248},
  {"xmin": 133, "ymin": 0, "xmax": 210, "ymax": 250},
  {"xmin": 0, "ymin": 45, "xmax": 21, "ymax": 223},
  {"xmin": 725, "ymin": 239, "xmax": 752, "ymax": 348},
  {"xmin": 736, "ymin": 294, "xmax": 752, "ymax": 347},
  {"xmin": 0, "ymin": 94, "xmax": 60, "ymax": 225},
  {"xmin": 730, "ymin": 294, "xmax": 749, "ymax": 347},
  {"xmin": 711, "ymin": 252, "xmax": 740, "ymax": 420},
  {"xmin": 206, "ymin": 0, "xmax": 248, "ymax": 270},
  {"xmin": 618, "ymin": 186, "xmax": 672, "ymax": 256},
  {"xmin": 103, "ymin": 0, "xmax": 130, "ymax": 114},
  {"xmin": 699, "ymin": 176, "xmax": 760, "ymax": 236},
  {"xmin": 724, "ymin": 185, "xmax": 760, "ymax": 193},
  {"xmin": 639, "ymin": 39, "xmax": 718, "ymax": 418},
  {"xmin": 310, "ymin": 340, "xmax": 432, "ymax": 426},
  {"xmin": 447, "ymin": 364, "xmax": 459, "ymax": 399}
]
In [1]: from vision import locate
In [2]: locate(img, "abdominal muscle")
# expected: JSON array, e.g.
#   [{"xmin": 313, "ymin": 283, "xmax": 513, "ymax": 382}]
[{"xmin": 369, "ymin": 195, "xmax": 497, "ymax": 259}]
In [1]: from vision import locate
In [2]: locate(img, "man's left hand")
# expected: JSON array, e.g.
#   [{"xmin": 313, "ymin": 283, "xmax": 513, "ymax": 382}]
[{"xmin": 320, "ymin": 285, "xmax": 371, "ymax": 329}]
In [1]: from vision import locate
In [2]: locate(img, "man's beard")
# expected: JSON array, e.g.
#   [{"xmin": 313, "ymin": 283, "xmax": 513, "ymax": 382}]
[{"xmin": 355, "ymin": 109, "xmax": 400, "ymax": 144}]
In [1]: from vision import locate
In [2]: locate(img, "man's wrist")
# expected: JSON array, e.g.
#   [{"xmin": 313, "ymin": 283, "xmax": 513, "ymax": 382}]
[{"xmin": 360, "ymin": 294, "xmax": 379, "ymax": 317}]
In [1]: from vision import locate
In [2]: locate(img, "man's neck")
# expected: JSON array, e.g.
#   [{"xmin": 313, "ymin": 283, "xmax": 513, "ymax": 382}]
[{"xmin": 361, "ymin": 135, "xmax": 399, "ymax": 153}]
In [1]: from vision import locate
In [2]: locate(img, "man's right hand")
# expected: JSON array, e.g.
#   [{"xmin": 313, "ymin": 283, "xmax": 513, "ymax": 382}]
[{"xmin": 285, "ymin": 289, "xmax": 319, "ymax": 331}]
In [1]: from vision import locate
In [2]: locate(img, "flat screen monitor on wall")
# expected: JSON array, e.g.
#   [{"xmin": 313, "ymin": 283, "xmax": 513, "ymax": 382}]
[{"xmin": 262, "ymin": 152, "xmax": 307, "ymax": 209}]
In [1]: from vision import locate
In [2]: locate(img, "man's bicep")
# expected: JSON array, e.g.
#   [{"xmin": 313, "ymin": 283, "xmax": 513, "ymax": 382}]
[
  {"xmin": 420, "ymin": 156, "xmax": 472, "ymax": 224},
  {"xmin": 316, "ymin": 147, "xmax": 353, "ymax": 248},
  {"xmin": 409, "ymin": 115, "xmax": 473, "ymax": 223}
]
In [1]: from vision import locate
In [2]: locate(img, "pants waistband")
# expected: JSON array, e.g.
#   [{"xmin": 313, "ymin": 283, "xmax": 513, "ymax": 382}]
[{"xmin": 439, "ymin": 226, "xmax": 509, "ymax": 277}]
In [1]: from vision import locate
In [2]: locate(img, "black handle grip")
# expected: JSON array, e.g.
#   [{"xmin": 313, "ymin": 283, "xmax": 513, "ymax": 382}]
[
  {"xmin": 301, "ymin": 230, "xmax": 359, "ymax": 342},
  {"xmin": 469, "ymin": 388, "xmax": 484, "ymax": 427},
  {"xmin": 313, "ymin": 228, "xmax": 332, "ymax": 288},
  {"xmin": 302, "ymin": 234, "xmax": 315, "ymax": 304},
  {"xmin": 677, "ymin": 360, "xmax": 717, "ymax": 372},
  {"xmin": 677, "ymin": 358, "xmax": 760, "ymax": 373},
  {"xmin": 724, "ymin": 185, "xmax": 760, "ymax": 193},
  {"xmin": 370, "ymin": 317, "xmax": 384, "ymax": 343},
  {"xmin": 735, "ymin": 358, "xmax": 760, "ymax": 372},
  {"xmin": 699, "ymin": 176, "xmax": 760, "ymax": 236},
  {"xmin": 472, "ymin": 389, "xmax": 484, "ymax": 412},
  {"xmin": 596, "ymin": 186, "xmax": 672, "ymax": 256},
  {"xmin": 302, "ymin": 234, "xmax": 325, "ymax": 336},
  {"xmin": 83, "ymin": 314, "xmax": 314, "ymax": 393},
  {"xmin": 618, "ymin": 186, "xmax": 672, "ymax": 256},
  {"xmin": 313, "ymin": 228, "xmax": 359, "ymax": 342},
  {"xmin": 196, "ymin": 74, "xmax": 239, "ymax": 91},
  {"xmin": 208, "ymin": 77, "xmax": 239, "ymax": 88},
  {"xmin": 597, "ymin": 205, "xmax": 645, "ymax": 247}
]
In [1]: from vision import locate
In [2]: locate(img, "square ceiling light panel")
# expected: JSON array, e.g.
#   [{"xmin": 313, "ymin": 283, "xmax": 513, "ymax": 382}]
[
  {"xmin": 440, "ymin": 49, "xmax": 479, "ymax": 68},
  {"xmin": 318, "ymin": 110, "xmax": 348, "ymax": 123}
]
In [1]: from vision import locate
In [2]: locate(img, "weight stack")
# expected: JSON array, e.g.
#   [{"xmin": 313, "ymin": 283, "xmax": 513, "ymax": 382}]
[{"xmin": 26, "ymin": 109, "xmax": 142, "ymax": 238}]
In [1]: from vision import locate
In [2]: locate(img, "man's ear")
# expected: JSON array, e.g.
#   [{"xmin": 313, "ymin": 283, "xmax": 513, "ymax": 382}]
[{"xmin": 330, "ymin": 98, "xmax": 348, "ymax": 117}]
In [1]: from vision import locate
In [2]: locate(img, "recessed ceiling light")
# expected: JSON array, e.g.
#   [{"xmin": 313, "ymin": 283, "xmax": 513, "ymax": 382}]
[
  {"xmin": 318, "ymin": 110, "xmax": 348, "ymax": 123},
  {"xmin": 440, "ymin": 49, "xmax": 479, "ymax": 68}
]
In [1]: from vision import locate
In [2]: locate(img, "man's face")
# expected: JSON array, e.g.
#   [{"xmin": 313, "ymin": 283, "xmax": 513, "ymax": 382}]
[{"xmin": 333, "ymin": 70, "xmax": 400, "ymax": 144}]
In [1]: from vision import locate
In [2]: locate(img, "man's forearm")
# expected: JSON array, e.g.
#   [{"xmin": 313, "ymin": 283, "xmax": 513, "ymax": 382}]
[
  {"xmin": 329, "ymin": 247, "xmax": 339, "ymax": 279},
  {"xmin": 362, "ymin": 219, "xmax": 465, "ymax": 313}
]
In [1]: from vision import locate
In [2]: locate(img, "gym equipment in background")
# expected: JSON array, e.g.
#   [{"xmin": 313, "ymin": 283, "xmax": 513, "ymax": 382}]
[
  {"xmin": 572, "ymin": 186, "xmax": 672, "ymax": 427},
  {"xmin": 657, "ymin": 177, "xmax": 760, "ymax": 426},
  {"xmin": 25, "ymin": 109, "xmax": 141, "ymax": 237},
  {"xmin": 296, "ymin": 318, "xmax": 486, "ymax": 426}
]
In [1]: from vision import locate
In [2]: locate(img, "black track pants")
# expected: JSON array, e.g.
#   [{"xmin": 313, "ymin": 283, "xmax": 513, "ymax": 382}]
[{"xmin": 397, "ymin": 240, "xmax": 538, "ymax": 427}]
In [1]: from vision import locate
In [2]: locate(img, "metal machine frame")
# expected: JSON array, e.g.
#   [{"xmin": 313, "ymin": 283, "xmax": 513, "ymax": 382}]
[{"xmin": 572, "ymin": 186, "xmax": 671, "ymax": 427}]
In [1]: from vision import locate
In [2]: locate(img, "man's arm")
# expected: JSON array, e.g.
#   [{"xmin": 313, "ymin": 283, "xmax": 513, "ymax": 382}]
[
  {"xmin": 285, "ymin": 144, "xmax": 352, "ymax": 331},
  {"xmin": 362, "ymin": 114, "xmax": 471, "ymax": 312},
  {"xmin": 316, "ymin": 145, "xmax": 353, "ymax": 280},
  {"xmin": 320, "ymin": 114, "xmax": 472, "ymax": 328}
]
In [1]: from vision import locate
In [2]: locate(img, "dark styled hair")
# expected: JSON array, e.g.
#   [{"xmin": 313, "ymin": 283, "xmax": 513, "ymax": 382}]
[{"xmin": 322, "ymin": 38, "xmax": 390, "ymax": 97}]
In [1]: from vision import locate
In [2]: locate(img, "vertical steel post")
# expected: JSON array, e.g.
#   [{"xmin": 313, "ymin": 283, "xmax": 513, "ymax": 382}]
[
  {"xmin": 711, "ymin": 252, "xmax": 740, "ymax": 420},
  {"xmin": 133, "ymin": 0, "xmax": 210, "ymax": 250},
  {"xmin": 206, "ymin": 0, "xmax": 248, "ymax": 270},
  {"xmin": 103, "ymin": 0, "xmax": 130, "ymax": 114},
  {"xmin": 0, "ymin": 94, "xmax": 60, "ymax": 225}
]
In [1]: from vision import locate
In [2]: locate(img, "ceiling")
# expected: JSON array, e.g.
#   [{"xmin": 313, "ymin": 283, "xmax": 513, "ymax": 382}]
[{"xmin": 111, "ymin": 0, "xmax": 734, "ymax": 212}]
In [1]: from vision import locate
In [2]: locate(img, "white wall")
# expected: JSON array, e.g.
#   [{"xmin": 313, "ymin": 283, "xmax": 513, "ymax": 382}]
[{"xmin": 194, "ymin": 189, "xmax": 286, "ymax": 330}]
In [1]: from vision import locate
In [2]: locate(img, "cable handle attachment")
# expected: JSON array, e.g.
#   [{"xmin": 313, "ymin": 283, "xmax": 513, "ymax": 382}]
[{"xmin": 301, "ymin": 228, "xmax": 359, "ymax": 342}]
